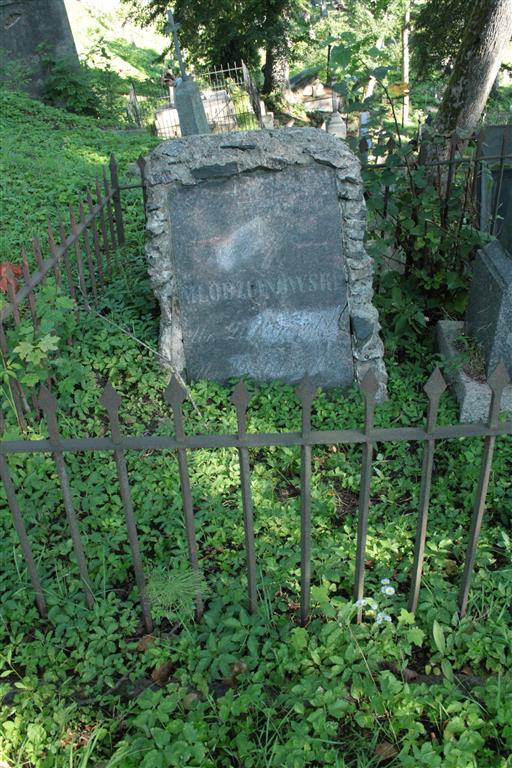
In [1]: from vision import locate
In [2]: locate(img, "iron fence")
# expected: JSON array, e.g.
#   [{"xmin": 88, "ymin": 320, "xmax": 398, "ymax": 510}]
[
  {"xmin": 1, "ymin": 365, "xmax": 510, "ymax": 633},
  {"xmin": 127, "ymin": 62, "xmax": 261, "ymax": 139},
  {"xmin": 0, "ymin": 155, "xmax": 125, "ymax": 432}
]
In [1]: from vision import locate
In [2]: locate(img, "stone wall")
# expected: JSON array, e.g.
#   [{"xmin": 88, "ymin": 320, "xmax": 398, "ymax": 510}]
[{"xmin": 0, "ymin": 0, "xmax": 78, "ymax": 96}]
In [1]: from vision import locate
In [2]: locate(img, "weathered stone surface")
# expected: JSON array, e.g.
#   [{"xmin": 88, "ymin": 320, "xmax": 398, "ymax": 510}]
[
  {"xmin": 0, "ymin": 0, "xmax": 78, "ymax": 97},
  {"xmin": 477, "ymin": 125, "xmax": 512, "ymax": 254},
  {"xmin": 144, "ymin": 127, "xmax": 387, "ymax": 396},
  {"xmin": 466, "ymin": 241, "xmax": 512, "ymax": 377},
  {"xmin": 174, "ymin": 79, "xmax": 210, "ymax": 136},
  {"xmin": 437, "ymin": 320, "xmax": 512, "ymax": 423}
]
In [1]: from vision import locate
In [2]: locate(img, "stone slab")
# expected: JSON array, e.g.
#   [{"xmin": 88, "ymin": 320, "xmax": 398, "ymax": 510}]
[
  {"xmin": 437, "ymin": 320, "xmax": 512, "ymax": 423},
  {"xmin": 175, "ymin": 79, "xmax": 210, "ymax": 136},
  {"xmin": 143, "ymin": 128, "xmax": 387, "ymax": 396},
  {"xmin": 169, "ymin": 165, "xmax": 353, "ymax": 386},
  {"xmin": 466, "ymin": 241, "xmax": 512, "ymax": 377},
  {"xmin": 478, "ymin": 125, "xmax": 512, "ymax": 254}
]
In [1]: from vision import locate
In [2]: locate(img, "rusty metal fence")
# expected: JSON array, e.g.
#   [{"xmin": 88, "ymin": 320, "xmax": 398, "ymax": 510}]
[
  {"xmin": 1, "ymin": 365, "xmax": 510, "ymax": 633},
  {"xmin": 0, "ymin": 155, "xmax": 125, "ymax": 432}
]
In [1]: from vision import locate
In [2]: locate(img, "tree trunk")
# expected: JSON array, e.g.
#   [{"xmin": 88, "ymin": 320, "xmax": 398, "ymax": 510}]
[
  {"xmin": 262, "ymin": 43, "xmax": 290, "ymax": 94},
  {"xmin": 402, "ymin": 0, "xmax": 410, "ymax": 126},
  {"xmin": 425, "ymin": 0, "xmax": 512, "ymax": 155}
]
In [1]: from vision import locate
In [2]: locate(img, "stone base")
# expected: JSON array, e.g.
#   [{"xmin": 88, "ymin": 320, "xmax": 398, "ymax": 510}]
[{"xmin": 437, "ymin": 320, "xmax": 512, "ymax": 423}]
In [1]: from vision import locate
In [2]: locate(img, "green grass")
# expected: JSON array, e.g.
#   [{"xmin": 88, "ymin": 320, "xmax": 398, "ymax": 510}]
[{"xmin": 0, "ymin": 91, "xmax": 511, "ymax": 768}]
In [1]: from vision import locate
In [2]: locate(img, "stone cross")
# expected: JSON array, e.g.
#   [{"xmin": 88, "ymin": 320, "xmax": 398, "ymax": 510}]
[{"xmin": 166, "ymin": 9, "xmax": 187, "ymax": 81}]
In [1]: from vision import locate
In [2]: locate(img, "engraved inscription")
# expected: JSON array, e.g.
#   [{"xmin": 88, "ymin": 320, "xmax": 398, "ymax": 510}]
[{"xmin": 169, "ymin": 165, "xmax": 354, "ymax": 386}]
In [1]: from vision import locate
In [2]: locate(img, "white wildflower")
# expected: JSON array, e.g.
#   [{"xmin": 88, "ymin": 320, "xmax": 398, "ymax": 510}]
[
  {"xmin": 355, "ymin": 598, "xmax": 367, "ymax": 607},
  {"xmin": 375, "ymin": 611, "xmax": 392, "ymax": 624},
  {"xmin": 381, "ymin": 585, "xmax": 395, "ymax": 596},
  {"xmin": 381, "ymin": 578, "xmax": 391, "ymax": 585}
]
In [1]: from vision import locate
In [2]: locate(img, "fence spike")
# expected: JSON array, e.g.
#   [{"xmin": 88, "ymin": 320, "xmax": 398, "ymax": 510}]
[
  {"xmin": 360, "ymin": 368, "xmax": 379, "ymax": 399},
  {"xmin": 38, "ymin": 384, "xmax": 57, "ymax": 416},
  {"xmin": 424, "ymin": 367, "xmax": 447, "ymax": 400},
  {"xmin": 487, "ymin": 362, "xmax": 510, "ymax": 428},
  {"xmin": 487, "ymin": 361, "xmax": 510, "ymax": 395},
  {"xmin": 101, "ymin": 381, "xmax": 122, "ymax": 415},
  {"xmin": 164, "ymin": 375, "xmax": 187, "ymax": 410},
  {"xmin": 231, "ymin": 381, "xmax": 250, "ymax": 434}
]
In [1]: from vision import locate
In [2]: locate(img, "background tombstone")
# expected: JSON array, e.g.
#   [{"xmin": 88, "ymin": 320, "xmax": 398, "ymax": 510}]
[
  {"xmin": 0, "ymin": 0, "xmax": 78, "ymax": 97},
  {"xmin": 166, "ymin": 9, "xmax": 209, "ymax": 136},
  {"xmin": 466, "ymin": 240, "xmax": 512, "ymax": 377},
  {"xmin": 143, "ymin": 127, "xmax": 387, "ymax": 396},
  {"xmin": 477, "ymin": 124, "xmax": 512, "ymax": 254}
]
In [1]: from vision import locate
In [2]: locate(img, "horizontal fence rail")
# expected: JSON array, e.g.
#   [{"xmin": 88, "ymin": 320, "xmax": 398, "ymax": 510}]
[{"xmin": 1, "ymin": 366, "xmax": 511, "ymax": 632}]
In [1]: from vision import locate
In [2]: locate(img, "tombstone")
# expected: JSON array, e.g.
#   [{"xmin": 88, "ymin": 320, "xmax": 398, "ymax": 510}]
[
  {"xmin": 166, "ymin": 10, "xmax": 209, "ymax": 137},
  {"xmin": 0, "ymin": 0, "xmax": 78, "ymax": 97},
  {"xmin": 477, "ymin": 124, "xmax": 512, "ymax": 254},
  {"xmin": 143, "ymin": 128, "xmax": 387, "ymax": 396},
  {"xmin": 466, "ymin": 240, "xmax": 512, "ymax": 377}
]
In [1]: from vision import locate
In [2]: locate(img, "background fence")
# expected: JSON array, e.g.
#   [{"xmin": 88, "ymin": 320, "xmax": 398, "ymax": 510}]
[
  {"xmin": 0, "ymin": 155, "xmax": 125, "ymax": 433},
  {"xmin": 127, "ymin": 63, "xmax": 261, "ymax": 139}
]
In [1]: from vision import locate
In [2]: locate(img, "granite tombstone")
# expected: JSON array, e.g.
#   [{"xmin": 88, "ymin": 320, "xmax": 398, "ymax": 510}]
[
  {"xmin": 143, "ymin": 128, "xmax": 387, "ymax": 395},
  {"xmin": 466, "ymin": 240, "xmax": 512, "ymax": 377},
  {"xmin": 477, "ymin": 124, "xmax": 512, "ymax": 254}
]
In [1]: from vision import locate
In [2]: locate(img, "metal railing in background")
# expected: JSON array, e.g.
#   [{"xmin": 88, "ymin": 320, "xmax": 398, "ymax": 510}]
[
  {"xmin": 0, "ymin": 156, "xmax": 126, "ymax": 431},
  {"xmin": 127, "ymin": 62, "xmax": 261, "ymax": 139}
]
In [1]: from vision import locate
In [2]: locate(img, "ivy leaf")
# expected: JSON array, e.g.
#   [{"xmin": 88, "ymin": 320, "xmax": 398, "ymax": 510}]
[{"xmin": 432, "ymin": 620, "xmax": 446, "ymax": 656}]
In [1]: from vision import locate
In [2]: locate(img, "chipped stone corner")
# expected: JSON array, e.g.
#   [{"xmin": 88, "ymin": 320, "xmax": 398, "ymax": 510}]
[{"xmin": 143, "ymin": 127, "xmax": 387, "ymax": 397}]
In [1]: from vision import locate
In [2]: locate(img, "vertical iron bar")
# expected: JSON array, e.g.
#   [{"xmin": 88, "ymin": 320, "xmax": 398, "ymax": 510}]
[
  {"xmin": 0, "ymin": 455, "xmax": 47, "ymax": 617},
  {"xmin": 296, "ymin": 375, "xmax": 316, "ymax": 625},
  {"xmin": 69, "ymin": 205, "xmax": 89, "ymax": 309},
  {"xmin": 21, "ymin": 248, "xmax": 38, "ymax": 329},
  {"xmin": 0, "ymin": 321, "xmax": 27, "ymax": 431},
  {"xmin": 32, "ymin": 237, "xmax": 45, "ymax": 281},
  {"xmin": 102, "ymin": 167, "xmax": 118, "ymax": 258},
  {"xmin": 38, "ymin": 386, "xmax": 94, "ymax": 608},
  {"xmin": 408, "ymin": 369, "xmax": 446, "ymax": 613},
  {"xmin": 86, "ymin": 188, "xmax": 105, "ymax": 287},
  {"xmin": 442, "ymin": 139, "xmax": 457, "ymax": 227},
  {"xmin": 5, "ymin": 266, "xmax": 20, "ymax": 326},
  {"xmin": 101, "ymin": 383, "xmax": 153, "ymax": 632},
  {"xmin": 58, "ymin": 217, "xmax": 78, "ymax": 327},
  {"xmin": 95, "ymin": 177, "xmax": 112, "ymax": 279},
  {"xmin": 165, "ymin": 377, "xmax": 203, "ymax": 618},
  {"xmin": 231, "ymin": 382, "xmax": 257, "ymax": 613},
  {"xmin": 109, "ymin": 154, "xmax": 126, "ymax": 246},
  {"xmin": 137, "ymin": 156, "xmax": 148, "ymax": 224},
  {"xmin": 458, "ymin": 364, "xmax": 510, "ymax": 617},
  {"xmin": 47, "ymin": 221, "xmax": 62, "ymax": 289},
  {"xmin": 491, "ymin": 132, "xmax": 508, "ymax": 235},
  {"xmin": 79, "ymin": 201, "xmax": 98, "ymax": 307},
  {"xmin": 354, "ymin": 371, "xmax": 379, "ymax": 622}
]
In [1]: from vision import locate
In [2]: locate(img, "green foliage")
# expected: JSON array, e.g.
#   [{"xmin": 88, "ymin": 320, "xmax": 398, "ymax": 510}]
[
  {"xmin": 0, "ymin": 90, "xmax": 158, "ymax": 260},
  {"xmin": 40, "ymin": 50, "xmax": 99, "ymax": 117},
  {"xmin": 0, "ymin": 75, "xmax": 511, "ymax": 768}
]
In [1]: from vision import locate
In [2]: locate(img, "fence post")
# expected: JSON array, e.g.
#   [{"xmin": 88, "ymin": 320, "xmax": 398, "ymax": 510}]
[
  {"xmin": 38, "ymin": 385, "xmax": 94, "ymax": 608},
  {"xmin": 458, "ymin": 363, "xmax": 510, "ymax": 617},
  {"xmin": 165, "ymin": 376, "xmax": 204, "ymax": 618},
  {"xmin": 231, "ymin": 381, "xmax": 257, "ymax": 614},
  {"xmin": 408, "ymin": 368, "xmax": 446, "ymax": 613},
  {"xmin": 0, "ymin": 454, "xmax": 47, "ymax": 617},
  {"xmin": 354, "ymin": 370, "xmax": 378, "ymax": 622},
  {"xmin": 296, "ymin": 375, "xmax": 316, "ymax": 626},
  {"xmin": 109, "ymin": 154, "xmax": 125, "ymax": 247}
]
